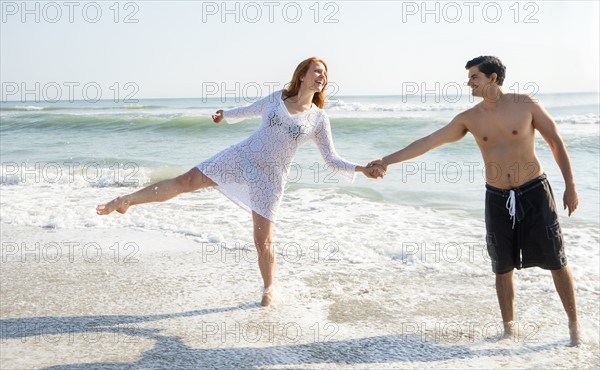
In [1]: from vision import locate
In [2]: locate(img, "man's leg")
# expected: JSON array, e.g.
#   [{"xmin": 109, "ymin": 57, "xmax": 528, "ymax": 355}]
[
  {"xmin": 551, "ymin": 266, "xmax": 581, "ymax": 346},
  {"xmin": 496, "ymin": 270, "xmax": 515, "ymax": 337}
]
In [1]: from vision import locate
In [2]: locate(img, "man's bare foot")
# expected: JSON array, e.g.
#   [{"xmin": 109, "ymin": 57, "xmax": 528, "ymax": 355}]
[
  {"xmin": 569, "ymin": 321, "xmax": 582, "ymax": 346},
  {"xmin": 261, "ymin": 287, "xmax": 273, "ymax": 307},
  {"xmin": 96, "ymin": 196, "xmax": 131, "ymax": 215},
  {"xmin": 501, "ymin": 321, "xmax": 516, "ymax": 340}
]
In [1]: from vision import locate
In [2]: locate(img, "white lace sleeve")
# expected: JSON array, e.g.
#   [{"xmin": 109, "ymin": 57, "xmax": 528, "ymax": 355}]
[
  {"xmin": 223, "ymin": 91, "xmax": 279, "ymax": 124},
  {"xmin": 313, "ymin": 111, "xmax": 357, "ymax": 183}
]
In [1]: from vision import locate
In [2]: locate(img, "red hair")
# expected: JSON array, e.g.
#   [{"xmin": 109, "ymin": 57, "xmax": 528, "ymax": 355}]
[{"xmin": 282, "ymin": 57, "xmax": 328, "ymax": 109}]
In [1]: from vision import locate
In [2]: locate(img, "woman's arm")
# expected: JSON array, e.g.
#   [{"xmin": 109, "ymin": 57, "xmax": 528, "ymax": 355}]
[
  {"xmin": 313, "ymin": 112, "xmax": 361, "ymax": 182},
  {"xmin": 213, "ymin": 91, "xmax": 280, "ymax": 124}
]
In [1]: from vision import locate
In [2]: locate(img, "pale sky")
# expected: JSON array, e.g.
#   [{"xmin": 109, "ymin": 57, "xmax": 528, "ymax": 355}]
[{"xmin": 1, "ymin": 0, "xmax": 599, "ymax": 100}]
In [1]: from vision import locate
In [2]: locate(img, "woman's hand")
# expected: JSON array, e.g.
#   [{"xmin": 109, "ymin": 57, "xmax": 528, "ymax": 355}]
[
  {"xmin": 212, "ymin": 109, "xmax": 224, "ymax": 124},
  {"xmin": 357, "ymin": 164, "xmax": 386, "ymax": 179},
  {"xmin": 367, "ymin": 159, "xmax": 388, "ymax": 173}
]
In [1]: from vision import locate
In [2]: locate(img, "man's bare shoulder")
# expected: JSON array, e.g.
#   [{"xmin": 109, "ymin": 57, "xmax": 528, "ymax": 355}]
[
  {"xmin": 455, "ymin": 105, "xmax": 481, "ymax": 125},
  {"xmin": 503, "ymin": 93, "xmax": 538, "ymax": 106}
]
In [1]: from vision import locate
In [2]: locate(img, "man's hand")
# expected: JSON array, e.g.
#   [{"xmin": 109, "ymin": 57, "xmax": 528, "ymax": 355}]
[
  {"xmin": 359, "ymin": 161, "xmax": 387, "ymax": 179},
  {"xmin": 212, "ymin": 109, "xmax": 224, "ymax": 124},
  {"xmin": 563, "ymin": 185, "xmax": 578, "ymax": 216},
  {"xmin": 367, "ymin": 164, "xmax": 386, "ymax": 179},
  {"xmin": 367, "ymin": 159, "xmax": 388, "ymax": 174}
]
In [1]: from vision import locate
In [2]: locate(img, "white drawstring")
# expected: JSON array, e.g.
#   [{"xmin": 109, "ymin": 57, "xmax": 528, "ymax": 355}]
[{"xmin": 506, "ymin": 190, "xmax": 516, "ymax": 229}]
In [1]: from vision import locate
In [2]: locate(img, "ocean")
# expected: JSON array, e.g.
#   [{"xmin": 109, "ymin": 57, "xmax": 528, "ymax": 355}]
[
  {"xmin": 1, "ymin": 92, "xmax": 599, "ymax": 368},
  {"xmin": 1, "ymin": 92, "xmax": 598, "ymax": 226}
]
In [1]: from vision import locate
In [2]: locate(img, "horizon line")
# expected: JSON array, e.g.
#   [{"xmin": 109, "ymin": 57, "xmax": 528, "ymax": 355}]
[{"xmin": 1, "ymin": 91, "xmax": 599, "ymax": 105}]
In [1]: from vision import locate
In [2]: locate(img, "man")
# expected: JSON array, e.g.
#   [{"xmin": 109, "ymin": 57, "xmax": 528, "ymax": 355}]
[{"xmin": 371, "ymin": 56, "xmax": 580, "ymax": 346}]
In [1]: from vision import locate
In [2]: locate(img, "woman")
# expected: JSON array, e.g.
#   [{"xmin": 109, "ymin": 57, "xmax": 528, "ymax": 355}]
[{"xmin": 97, "ymin": 57, "xmax": 382, "ymax": 306}]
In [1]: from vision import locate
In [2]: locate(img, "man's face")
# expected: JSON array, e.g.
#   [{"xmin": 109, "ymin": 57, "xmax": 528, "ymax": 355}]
[{"xmin": 467, "ymin": 66, "xmax": 494, "ymax": 97}]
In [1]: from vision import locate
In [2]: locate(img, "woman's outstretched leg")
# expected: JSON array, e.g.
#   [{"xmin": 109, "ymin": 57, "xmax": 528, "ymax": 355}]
[
  {"xmin": 96, "ymin": 168, "xmax": 216, "ymax": 215},
  {"xmin": 252, "ymin": 211, "xmax": 276, "ymax": 307}
]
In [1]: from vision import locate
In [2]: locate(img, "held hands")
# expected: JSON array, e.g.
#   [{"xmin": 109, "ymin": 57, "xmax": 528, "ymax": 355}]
[
  {"xmin": 360, "ymin": 159, "xmax": 388, "ymax": 179},
  {"xmin": 212, "ymin": 109, "xmax": 224, "ymax": 124}
]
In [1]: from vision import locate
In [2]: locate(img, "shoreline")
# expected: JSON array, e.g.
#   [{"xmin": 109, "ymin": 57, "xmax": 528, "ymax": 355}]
[{"xmin": 1, "ymin": 225, "xmax": 598, "ymax": 369}]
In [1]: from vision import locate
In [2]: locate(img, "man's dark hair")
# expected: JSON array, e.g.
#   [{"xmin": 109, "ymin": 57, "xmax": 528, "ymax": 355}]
[{"xmin": 465, "ymin": 56, "xmax": 506, "ymax": 86}]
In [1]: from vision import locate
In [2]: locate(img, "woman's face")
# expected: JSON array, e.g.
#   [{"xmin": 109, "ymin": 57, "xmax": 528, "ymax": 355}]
[{"xmin": 301, "ymin": 62, "xmax": 327, "ymax": 92}]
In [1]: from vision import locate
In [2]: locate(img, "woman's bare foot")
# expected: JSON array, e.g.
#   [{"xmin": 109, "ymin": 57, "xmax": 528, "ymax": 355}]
[
  {"xmin": 261, "ymin": 286, "xmax": 273, "ymax": 307},
  {"xmin": 96, "ymin": 196, "xmax": 131, "ymax": 215},
  {"xmin": 569, "ymin": 321, "xmax": 582, "ymax": 346}
]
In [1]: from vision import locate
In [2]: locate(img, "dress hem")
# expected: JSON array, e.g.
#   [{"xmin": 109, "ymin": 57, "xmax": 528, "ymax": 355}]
[{"xmin": 196, "ymin": 166, "xmax": 277, "ymax": 223}]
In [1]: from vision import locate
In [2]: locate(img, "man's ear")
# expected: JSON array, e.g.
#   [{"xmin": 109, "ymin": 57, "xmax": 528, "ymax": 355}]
[{"xmin": 490, "ymin": 72, "xmax": 498, "ymax": 84}]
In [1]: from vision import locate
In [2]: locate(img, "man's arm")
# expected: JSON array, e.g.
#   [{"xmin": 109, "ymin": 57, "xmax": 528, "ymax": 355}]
[
  {"xmin": 376, "ymin": 115, "xmax": 469, "ymax": 167},
  {"xmin": 530, "ymin": 98, "xmax": 578, "ymax": 216}
]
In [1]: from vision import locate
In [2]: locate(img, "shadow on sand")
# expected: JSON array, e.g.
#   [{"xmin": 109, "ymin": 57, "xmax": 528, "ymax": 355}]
[{"xmin": 1, "ymin": 304, "xmax": 563, "ymax": 369}]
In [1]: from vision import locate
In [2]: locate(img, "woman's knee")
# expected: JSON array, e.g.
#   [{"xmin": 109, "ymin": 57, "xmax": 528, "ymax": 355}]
[
  {"xmin": 253, "ymin": 232, "xmax": 273, "ymax": 254},
  {"xmin": 254, "ymin": 239, "xmax": 274, "ymax": 261},
  {"xmin": 253, "ymin": 213, "xmax": 273, "ymax": 243},
  {"xmin": 176, "ymin": 168, "xmax": 215, "ymax": 192},
  {"xmin": 253, "ymin": 227, "xmax": 272, "ymax": 248},
  {"xmin": 175, "ymin": 171, "xmax": 195, "ymax": 192}
]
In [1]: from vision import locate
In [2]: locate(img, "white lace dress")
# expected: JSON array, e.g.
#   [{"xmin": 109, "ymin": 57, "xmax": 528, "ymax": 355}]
[{"xmin": 196, "ymin": 90, "xmax": 357, "ymax": 222}]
